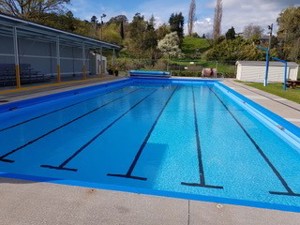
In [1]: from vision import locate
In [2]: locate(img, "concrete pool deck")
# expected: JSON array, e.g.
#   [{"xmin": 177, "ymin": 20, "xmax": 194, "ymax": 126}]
[
  {"xmin": 222, "ymin": 79, "xmax": 300, "ymax": 127},
  {"xmin": 0, "ymin": 78, "xmax": 299, "ymax": 224}
]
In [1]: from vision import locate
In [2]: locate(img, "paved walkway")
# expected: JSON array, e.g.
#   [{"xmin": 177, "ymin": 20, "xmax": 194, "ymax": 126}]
[
  {"xmin": 0, "ymin": 177, "xmax": 299, "ymax": 225},
  {"xmin": 0, "ymin": 75, "xmax": 122, "ymax": 103},
  {"xmin": 223, "ymin": 79, "xmax": 300, "ymax": 127},
  {"xmin": 0, "ymin": 78, "xmax": 299, "ymax": 225}
]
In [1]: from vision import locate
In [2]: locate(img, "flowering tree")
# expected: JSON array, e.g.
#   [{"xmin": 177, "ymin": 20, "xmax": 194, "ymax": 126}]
[
  {"xmin": 157, "ymin": 32, "xmax": 182, "ymax": 70},
  {"xmin": 157, "ymin": 32, "xmax": 182, "ymax": 58}
]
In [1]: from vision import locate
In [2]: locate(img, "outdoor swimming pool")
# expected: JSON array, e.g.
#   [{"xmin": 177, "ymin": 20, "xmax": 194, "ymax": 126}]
[{"xmin": 0, "ymin": 78, "xmax": 299, "ymax": 212}]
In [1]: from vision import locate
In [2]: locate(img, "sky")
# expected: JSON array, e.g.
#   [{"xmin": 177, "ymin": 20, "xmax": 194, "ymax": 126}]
[{"xmin": 69, "ymin": 0, "xmax": 300, "ymax": 35}]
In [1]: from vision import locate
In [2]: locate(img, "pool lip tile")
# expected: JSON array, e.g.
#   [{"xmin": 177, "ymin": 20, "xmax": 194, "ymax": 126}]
[
  {"xmin": 216, "ymin": 81, "xmax": 300, "ymax": 139},
  {"xmin": 0, "ymin": 78, "xmax": 131, "ymax": 113}
]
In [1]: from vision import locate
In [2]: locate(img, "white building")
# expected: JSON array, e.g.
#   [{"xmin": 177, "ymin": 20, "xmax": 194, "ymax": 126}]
[{"xmin": 236, "ymin": 61, "xmax": 299, "ymax": 82}]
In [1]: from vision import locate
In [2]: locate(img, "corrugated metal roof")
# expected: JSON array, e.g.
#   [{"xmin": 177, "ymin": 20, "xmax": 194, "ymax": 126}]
[
  {"xmin": 0, "ymin": 13, "xmax": 121, "ymax": 50},
  {"xmin": 236, "ymin": 61, "xmax": 299, "ymax": 68}
]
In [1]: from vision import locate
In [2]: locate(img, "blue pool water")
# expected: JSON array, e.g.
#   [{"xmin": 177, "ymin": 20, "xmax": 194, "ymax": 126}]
[{"xmin": 0, "ymin": 78, "xmax": 299, "ymax": 212}]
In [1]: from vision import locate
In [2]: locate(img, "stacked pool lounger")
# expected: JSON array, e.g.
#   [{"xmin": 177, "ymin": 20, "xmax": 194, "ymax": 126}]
[{"xmin": 129, "ymin": 70, "xmax": 171, "ymax": 78}]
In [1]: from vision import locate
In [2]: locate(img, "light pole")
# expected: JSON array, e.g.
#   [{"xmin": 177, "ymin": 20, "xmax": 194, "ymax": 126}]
[
  {"xmin": 264, "ymin": 23, "xmax": 273, "ymax": 86},
  {"xmin": 100, "ymin": 13, "xmax": 106, "ymax": 39}
]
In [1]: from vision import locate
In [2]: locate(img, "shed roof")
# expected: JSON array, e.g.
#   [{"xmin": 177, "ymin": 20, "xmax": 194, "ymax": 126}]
[
  {"xmin": 236, "ymin": 61, "xmax": 299, "ymax": 68},
  {"xmin": 0, "ymin": 13, "xmax": 121, "ymax": 50}
]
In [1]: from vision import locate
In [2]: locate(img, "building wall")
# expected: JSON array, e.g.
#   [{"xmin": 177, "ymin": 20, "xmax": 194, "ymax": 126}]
[
  {"xmin": 236, "ymin": 64, "xmax": 242, "ymax": 80},
  {"xmin": 0, "ymin": 35, "xmax": 92, "ymax": 80},
  {"xmin": 0, "ymin": 36, "xmax": 14, "ymax": 64},
  {"xmin": 236, "ymin": 64, "xmax": 298, "ymax": 82},
  {"xmin": 289, "ymin": 66, "xmax": 299, "ymax": 80}
]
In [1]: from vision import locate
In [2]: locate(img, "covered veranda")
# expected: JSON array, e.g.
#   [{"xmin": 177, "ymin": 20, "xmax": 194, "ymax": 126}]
[{"xmin": 0, "ymin": 13, "xmax": 121, "ymax": 89}]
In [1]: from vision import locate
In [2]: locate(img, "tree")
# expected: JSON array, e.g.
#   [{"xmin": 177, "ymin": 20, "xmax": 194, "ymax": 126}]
[
  {"xmin": 225, "ymin": 27, "xmax": 236, "ymax": 40},
  {"xmin": 169, "ymin": 12, "xmax": 184, "ymax": 45},
  {"xmin": 156, "ymin": 23, "xmax": 170, "ymax": 40},
  {"xmin": 243, "ymin": 24, "xmax": 264, "ymax": 40},
  {"xmin": 277, "ymin": 6, "xmax": 300, "ymax": 61},
  {"xmin": 107, "ymin": 15, "xmax": 128, "ymax": 40},
  {"xmin": 100, "ymin": 23, "xmax": 123, "ymax": 45},
  {"xmin": 36, "ymin": 11, "xmax": 89, "ymax": 34},
  {"xmin": 0, "ymin": 0, "xmax": 70, "ymax": 19},
  {"xmin": 157, "ymin": 32, "xmax": 181, "ymax": 70},
  {"xmin": 108, "ymin": 15, "xmax": 128, "ymax": 24},
  {"xmin": 157, "ymin": 32, "xmax": 182, "ymax": 58},
  {"xmin": 91, "ymin": 15, "xmax": 98, "ymax": 25},
  {"xmin": 128, "ymin": 13, "xmax": 147, "ymax": 40},
  {"xmin": 144, "ymin": 16, "xmax": 158, "ymax": 51},
  {"xmin": 188, "ymin": 0, "xmax": 196, "ymax": 36},
  {"xmin": 120, "ymin": 20, "xmax": 125, "ymax": 40},
  {"xmin": 213, "ymin": 0, "xmax": 222, "ymax": 40},
  {"xmin": 120, "ymin": 13, "xmax": 160, "ymax": 59},
  {"xmin": 90, "ymin": 15, "xmax": 98, "ymax": 37},
  {"xmin": 144, "ymin": 15, "xmax": 158, "ymax": 62},
  {"xmin": 206, "ymin": 37, "xmax": 264, "ymax": 62}
]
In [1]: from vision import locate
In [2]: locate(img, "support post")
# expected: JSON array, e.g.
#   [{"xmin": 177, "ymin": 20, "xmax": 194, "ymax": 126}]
[
  {"xmin": 284, "ymin": 61, "xmax": 287, "ymax": 91},
  {"xmin": 264, "ymin": 24, "xmax": 273, "ymax": 87},
  {"xmin": 13, "ymin": 27, "xmax": 21, "ymax": 88},
  {"xmin": 272, "ymin": 57, "xmax": 288, "ymax": 91},
  {"xmin": 112, "ymin": 48, "xmax": 116, "ymax": 75},
  {"xmin": 56, "ymin": 36, "xmax": 61, "ymax": 82},
  {"xmin": 100, "ymin": 46, "xmax": 103, "ymax": 76},
  {"xmin": 82, "ymin": 43, "xmax": 87, "ymax": 79}
]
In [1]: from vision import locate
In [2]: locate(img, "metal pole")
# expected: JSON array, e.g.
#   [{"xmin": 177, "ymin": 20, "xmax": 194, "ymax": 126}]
[
  {"xmin": 13, "ymin": 26, "xmax": 21, "ymax": 88},
  {"xmin": 264, "ymin": 24, "xmax": 273, "ymax": 86},
  {"xmin": 56, "ymin": 36, "xmax": 61, "ymax": 82},
  {"xmin": 100, "ymin": 14, "xmax": 106, "ymax": 40},
  {"xmin": 271, "ymin": 57, "xmax": 288, "ymax": 91},
  {"xmin": 284, "ymin": 61, "xmax": 287, "ymax": 91},
  {"xmin": 82, "ymin": 43, "xmax": 86, "ymax": 79}
]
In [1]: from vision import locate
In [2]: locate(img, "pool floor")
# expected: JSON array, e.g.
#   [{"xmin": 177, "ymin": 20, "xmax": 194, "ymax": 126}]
[{"xmin": 0, "ymin": 80, "xmax": 299, "ymax": 212}]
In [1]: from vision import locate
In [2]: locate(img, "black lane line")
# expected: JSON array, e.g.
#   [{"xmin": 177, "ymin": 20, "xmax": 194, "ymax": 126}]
[
  {"xmin": 227, "ymin": 80, "xmax": 300, "ymax": 113},
  {"xmin": 0, "ymin": 87, "xmax": 131, "ymax": 133},
  {"xmin": 181, "ymin": 87, "xmax": 223, "ymax": 189},
  {"xmin": 210, "ymin": 87, "xmax": 300, "ymax": 197},
  {"xmin": 107, "ymin": 86, "xmax": 178, "ymax": 181},
  {"xmin": 40, "ymin": 89, "xmax": 158, "ymax": 172},
  {"xmin": 0, "ymin": 88, "xmax": 141, "ymax": 163}
]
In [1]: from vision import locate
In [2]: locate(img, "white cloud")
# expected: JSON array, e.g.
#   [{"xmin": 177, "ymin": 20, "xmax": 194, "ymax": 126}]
[
  {"xmin": 221, "ymin": 0, "xmax": 279, "ymax": 34},
  {"xmin": 190, "ymin": 18, "xmax": 213, "ymax": 36},
  {"xmin": 69, "ymin": 0, "xmax": 300, "ymax": 36}
]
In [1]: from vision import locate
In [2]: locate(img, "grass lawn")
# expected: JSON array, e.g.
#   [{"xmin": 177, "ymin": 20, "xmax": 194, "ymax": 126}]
[
  {"xmin": 241, "ymin": 82, "xmax": 300, "ymax": 104},
  {"xmin": 181, "ymin": 37, "xmax": 211, "ymax": 54}
]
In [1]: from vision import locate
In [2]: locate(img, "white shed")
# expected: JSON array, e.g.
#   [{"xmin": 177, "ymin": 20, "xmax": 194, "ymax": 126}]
[{"xmin": 236, "ymin": 61, "xmax": 299, "ymax": 82}]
